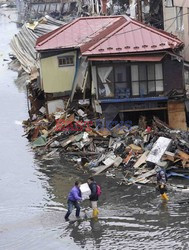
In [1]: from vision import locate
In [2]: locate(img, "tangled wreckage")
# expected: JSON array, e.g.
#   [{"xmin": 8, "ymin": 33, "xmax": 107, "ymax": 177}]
[{"xmin": 10, "ymin": 14, "xmax": 189, "ymax": 190}]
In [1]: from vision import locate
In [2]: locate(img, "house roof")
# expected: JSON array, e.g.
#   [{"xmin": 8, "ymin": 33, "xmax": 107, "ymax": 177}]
[
  {"xmin": 36, "ymin": 15, "xmax": 183, "ymax": 55},
  {"xmin": 36, "ymin": 16, "xmax": 121, "ymax": 51},
  {"xmin": 81, "ymin": 17, "xmax": 183, "ymax": 56}
]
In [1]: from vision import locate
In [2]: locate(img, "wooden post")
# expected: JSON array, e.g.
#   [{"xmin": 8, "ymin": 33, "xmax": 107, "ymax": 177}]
[{"xmin": 137, "ymin": 0, "xmax": 142, "ymax": 22}]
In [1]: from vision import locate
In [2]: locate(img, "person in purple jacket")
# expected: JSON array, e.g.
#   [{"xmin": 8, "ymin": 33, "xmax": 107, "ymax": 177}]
[{"xmin": 64, "ymin": 181, "xmax": 82, "ymax": 221}]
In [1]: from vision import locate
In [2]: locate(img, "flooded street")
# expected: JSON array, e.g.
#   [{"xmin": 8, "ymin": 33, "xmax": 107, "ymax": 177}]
[{"xmin": 1, "ymin": 9, "xmax": 189, "ymax": 250}]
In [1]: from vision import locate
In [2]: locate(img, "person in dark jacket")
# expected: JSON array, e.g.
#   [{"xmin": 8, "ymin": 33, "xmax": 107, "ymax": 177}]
[
  {"xmin": 155, "ymin": 166, "xmax": 169, "ymax": 201},
  {"xmin": 87, "ymin": 177, "xmax": 99, "ymax": 218},
  {"xmin": 65, "ymin": 181, "xmax": 82, "ymax": 221}
]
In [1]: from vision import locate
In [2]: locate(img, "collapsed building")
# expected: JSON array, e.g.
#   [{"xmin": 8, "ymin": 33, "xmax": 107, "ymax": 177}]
[{"xmin": 34, "ymin": 15, "xmax": 187, "ymax": 130}]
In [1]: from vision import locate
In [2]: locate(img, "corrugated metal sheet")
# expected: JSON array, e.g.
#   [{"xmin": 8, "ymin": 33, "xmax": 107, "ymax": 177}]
[
  {"xmin": 82, "ymin": 18, "xmax": 183, "ymax": 56},
  {"xmin": 88, "ymin": 54, "xmax": 166, "ymax": 61},
  {"xmin": 36, "ymin": 16, "xmax": 121, "ymax": 51},
  {"xmin": 36, "ymin": 15, "xmax": 183, "ymax": 56},
  {"xmin": 10, "ymin": 15, "xmax": 66, "ymax": 74}
]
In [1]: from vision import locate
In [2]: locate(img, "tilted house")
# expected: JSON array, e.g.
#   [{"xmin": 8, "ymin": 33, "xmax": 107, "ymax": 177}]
[{"xmin": 36, "ymin": 15, "xmax": 187, "ymax": 129}]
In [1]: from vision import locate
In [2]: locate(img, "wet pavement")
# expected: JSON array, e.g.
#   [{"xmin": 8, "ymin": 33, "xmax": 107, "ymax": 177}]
[{"xmin": 1, "ymin": 8, "xmax": 189, "ymax": 250}]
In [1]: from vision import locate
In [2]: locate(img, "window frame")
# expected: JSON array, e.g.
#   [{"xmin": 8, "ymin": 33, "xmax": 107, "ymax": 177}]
[
  {"xmin": 96, "ymin": 64, "xmax": 115, "ymax": 99},
  {"xmin": 176, "ymin": 6, "xmax": 183, "ymax": 31},
  {"xmin": 58, "ymin": 55, "xmax": 74, "ymax": 67},
  {"xmin": 165, "ymin": 0, "xmax": 174, "ymax": 8},
  {"xmin": 96, "ymin": 62, "xmax": 164, "ymax": 99},
  {"xmin": 131, "ymin": 63, "xmax": 164, "ymax": 97}
]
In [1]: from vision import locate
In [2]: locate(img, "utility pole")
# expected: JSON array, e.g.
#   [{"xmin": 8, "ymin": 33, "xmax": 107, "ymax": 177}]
[{"xmin": 137, "ymin": 0, "xmax": 143, "ymax": 22}]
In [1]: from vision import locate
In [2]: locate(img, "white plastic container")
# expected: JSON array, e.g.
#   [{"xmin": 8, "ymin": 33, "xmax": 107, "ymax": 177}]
[{"xmin": 80, "ymin": 183, "xmax": 91, "ymax": 200}]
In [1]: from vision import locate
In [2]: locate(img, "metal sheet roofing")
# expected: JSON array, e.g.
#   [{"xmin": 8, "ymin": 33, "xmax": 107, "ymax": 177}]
[
  {"xmin": 36, "ymin": 15, "xmax": 183, "ymax": 55},
  {"xmin": 36, "ymin": 16, "xmax": 121, "ymax": 51},
  {"xmin": 82, "ymin": 18, "xmax": 183, "ymax": 56}
]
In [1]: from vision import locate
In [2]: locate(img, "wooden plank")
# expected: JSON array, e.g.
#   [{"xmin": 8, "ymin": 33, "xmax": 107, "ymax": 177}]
[
  {"xmin": 129, "ymin": 169, "xmax": 156, "ymax": 185},
  {"xmin": 93, "ymin": 156, "xmax": 121, "ymax": 175},
  {"xmin": 60, "ymin": 135, "xmax": 76, "ymax": 147},
  {"xmin": 129, "ymin": 144, "xmax": 143, "ymax": 153},
  {"xmin": 176, "ymin": 150, "xmax": 189, "ymax": 162},
  {"xmin": 168, "ymin": 101, "xmax": 187, "ymax": 130},
  {"xmin": 133, "ymin": 151, "xmax": 149, "ymax": 169},
  {"xmin": 163, "ymin": 151, "xmax": 175, "ymax": 162}
]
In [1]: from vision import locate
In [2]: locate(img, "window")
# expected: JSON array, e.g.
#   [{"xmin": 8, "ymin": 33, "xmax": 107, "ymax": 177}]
[
  {"xmin": 184, "ymin": 68, "xmax": 189, "ymax": 85},
  {"xmin": 114, "ymin": 65, "xmax": 131, "ymax": 98},
  {"xmin": 188, "ymin": 8, "xmax": 189, "ymax": 34},
  {"xmin": 176, "ymin": 7, "xmax": 183, "ymax": 31},
  {"xmin": 97, "ymin": 63, "xmax": 164, "ymax": 99},
  {"xmin": 97, "ymin": 66, "xmax": 114, "ymax": 98},
  {"xmin": 131, "ymin": 64, "xmax": 163, "ymax": 96},
  {"xmin": 165, "ymin": 0, "xmax": 174, "ymax": 7},
  {"xmin": 58, "ymin": 56, "xmax": 74, "ymax": 67}
]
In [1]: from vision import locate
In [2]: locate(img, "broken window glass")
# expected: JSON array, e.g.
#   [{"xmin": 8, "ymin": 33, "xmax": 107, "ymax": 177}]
[
  {"xmin": 98, "ymin": 66, "xmax": 113, "ymax": 83},
  {"xmin": 97, "ymin": 66, "xmax": 114, "ymax": 98}
]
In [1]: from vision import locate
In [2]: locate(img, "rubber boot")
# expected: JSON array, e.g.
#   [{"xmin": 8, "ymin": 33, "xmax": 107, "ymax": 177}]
[
  {"xmin": 92, "ymin": 208, "xmax": 99, "ymax": 218},
  {"xmin": 161, "ymin": 193, "xmax": 169, "ymax": 201}
]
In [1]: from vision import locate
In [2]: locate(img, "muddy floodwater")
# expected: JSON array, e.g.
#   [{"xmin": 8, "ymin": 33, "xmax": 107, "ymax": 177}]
[{"xmin": 1, "ymin": 9, "xmax": 189, "ymax": 250}]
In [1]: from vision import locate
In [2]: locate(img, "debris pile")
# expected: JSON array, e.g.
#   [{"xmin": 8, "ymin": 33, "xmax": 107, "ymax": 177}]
[{"xmin": 23, "ymin": 107, "xmax": 189, "ymax": 186}]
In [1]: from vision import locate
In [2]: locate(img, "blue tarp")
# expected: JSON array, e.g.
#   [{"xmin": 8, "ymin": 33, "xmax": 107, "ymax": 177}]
[{"xmin": 167, "ymin": 171, "xmax": 189, "ymax": 180}]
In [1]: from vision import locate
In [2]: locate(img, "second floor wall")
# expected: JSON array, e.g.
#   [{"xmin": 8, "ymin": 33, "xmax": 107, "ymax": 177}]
[
  {"xmin": 40, "ymin": 51, "xmax": 77, "ymax": 93},
  {"xmin": 91, "ymin": 56, "xmax": 184, "ymax": 100}
]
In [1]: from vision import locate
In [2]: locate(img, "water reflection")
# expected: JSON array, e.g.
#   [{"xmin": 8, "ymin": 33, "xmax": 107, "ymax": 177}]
[{"xmin": 62, "ymin": 218, "xmax": 103, "ymax": 249}]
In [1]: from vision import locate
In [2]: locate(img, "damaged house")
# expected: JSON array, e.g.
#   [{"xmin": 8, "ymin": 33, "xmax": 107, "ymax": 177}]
[{"xmin": 35, "ymin": 15, "xmax": 187, "ymax": 129}]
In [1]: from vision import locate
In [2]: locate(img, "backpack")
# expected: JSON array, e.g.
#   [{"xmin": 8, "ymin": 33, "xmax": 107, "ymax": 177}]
[{"xmin": 96, "ymin": 185, "xmax": 102, "ymax": 196}]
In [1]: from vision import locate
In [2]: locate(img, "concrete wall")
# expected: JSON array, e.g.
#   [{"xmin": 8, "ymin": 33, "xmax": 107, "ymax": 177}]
[
  {"xmin": 163, "ymin": 0, "xmax": 189, "ymax": 62},
  {"xmin": 40, "ymin": 51, "xmax": 76, "ymax": 93}
]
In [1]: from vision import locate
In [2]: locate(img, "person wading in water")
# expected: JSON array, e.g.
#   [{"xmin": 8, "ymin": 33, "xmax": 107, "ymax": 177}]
[
  {"xmin": 64, "ymin": 181, "xmax": 82, "ymax": 221},
  {"xmin": 155, "ymin": 166, "xmax": 169, "ymax": 201},
  {"xmin": 87, "ymin": 177, "xmax": 101, "ymax": 218}
]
